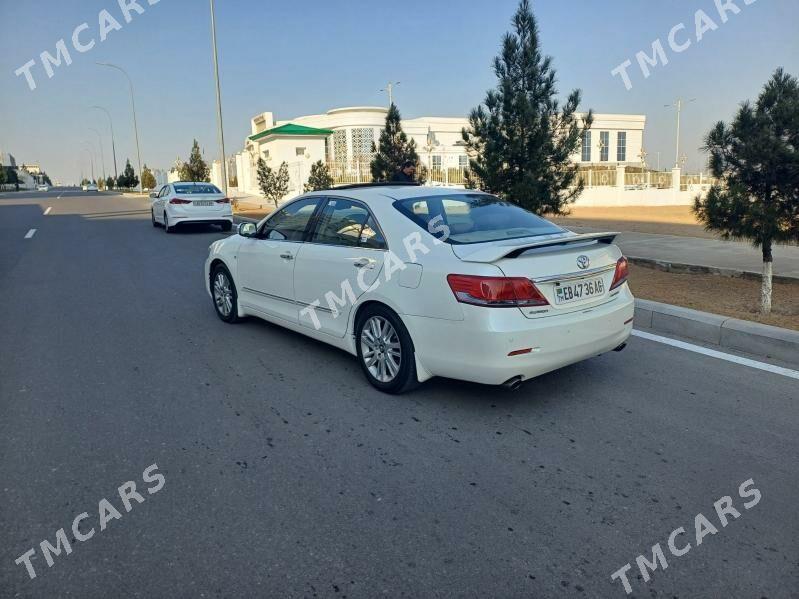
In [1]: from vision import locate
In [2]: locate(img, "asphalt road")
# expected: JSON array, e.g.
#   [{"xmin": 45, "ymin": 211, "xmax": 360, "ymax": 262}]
[{"xmin": 1, "ymin": 190, "xmax": 797, "ymax": 598}]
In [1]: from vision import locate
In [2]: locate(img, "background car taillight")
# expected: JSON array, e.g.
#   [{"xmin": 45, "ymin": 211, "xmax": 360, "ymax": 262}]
[
  {"xmin": 169, "ymin": 198, "xmax": 191, "ymax": 205},
  {"xmin": 610, "ymin": 257, "xmax": 629, "ymax": 290},
  {"xmin": 216, "ymin": 198, "xmax": 231, "ymax": 204},
  {"xmin": 446, "ymin": 274, "xmax": 549, "ymax": 307}
]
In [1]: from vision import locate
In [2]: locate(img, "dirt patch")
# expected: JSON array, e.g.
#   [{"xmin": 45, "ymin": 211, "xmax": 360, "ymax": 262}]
[
  {"xmin": 552, "ymin": 205, "xmax": 717, "ymax": 238},
  {"xmin": 629, "ymin": 263, "xmax": 799, "ymax": 331}
]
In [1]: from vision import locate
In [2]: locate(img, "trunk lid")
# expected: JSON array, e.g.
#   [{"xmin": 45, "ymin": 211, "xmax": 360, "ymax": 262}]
[{"xmin": 451, "ymin": 232, "xmax": 622, "ymax": 318}]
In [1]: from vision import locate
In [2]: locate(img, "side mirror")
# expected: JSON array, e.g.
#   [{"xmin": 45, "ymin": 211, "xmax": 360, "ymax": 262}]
[
  {"xmin": 238, "ymin": 222, "xmax": 257, "ymax": 238},
  {"xmin": 149, "ymin": 192, "xmax": 157, "ymax": 199}
]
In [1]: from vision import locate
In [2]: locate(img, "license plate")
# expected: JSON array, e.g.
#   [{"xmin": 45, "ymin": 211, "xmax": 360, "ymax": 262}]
[
  {"xmin": 193, "ymin": 200, "xmax": 213, "ymax": 206},
  {"xmin": 554, "ymin": 276, "xmax": 605, "ymax": 305}
]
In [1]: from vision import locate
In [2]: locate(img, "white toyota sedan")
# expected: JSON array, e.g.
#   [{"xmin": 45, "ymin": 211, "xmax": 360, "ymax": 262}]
[
  {"xmin": 205, "ymin": 184, "xmax": 634, "ymax": 393},
  {"xmin": 151, "ymin": 182, "xmax": 233, "ymax": 232}
]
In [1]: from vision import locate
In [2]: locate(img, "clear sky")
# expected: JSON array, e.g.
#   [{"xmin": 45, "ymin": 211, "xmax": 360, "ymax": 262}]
[{"xmin": 1, "ymin": 0, "xmax": 797, "ymax": 184}]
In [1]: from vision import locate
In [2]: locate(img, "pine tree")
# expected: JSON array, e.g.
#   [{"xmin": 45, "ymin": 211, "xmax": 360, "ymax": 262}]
[
  {"xmin": 273, "ymin": 161, "xmax": 290, "ymax": 207},
  {"xmin": 256, "ymin": 157, "xmax": 273, "ymax": 203},
  {"xmin": 694, "ymin": 68, "xmax": 799, "ymax": 315},
  {"xmin": 105, "ymin": 176, "xmax": 115, "ymax": 190},
  {"xmin": 179, "ymin": 140, "xmax": 210, "ymax": 182},
  {"xmin": 304, "ymin": 160, "xmax": 334, "ymax": 192},
  {"xmin": 462, "ymin": 0, "xmax": 592, "ymax": 215},
  {"xmin": 141, "ymin": 165, "xmax": 156, "ymax": 190},
  {"xmin": 0, "ymin": 162, "xmax": 6, "ymax": 187},
  {"xmin": 370, "ymin": 103, "xmax": 420, "ymax": 181},
  {"xmin": 119, "ymin": 159, "xmax": 138, "ymax": 189}
]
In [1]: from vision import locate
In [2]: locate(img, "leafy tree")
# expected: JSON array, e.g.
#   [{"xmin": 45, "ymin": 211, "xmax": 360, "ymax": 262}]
[
  {"xmin": 106, "ymin": 176, "xmax": 115, "ymax": 190},
  {"xmin": 42, "ymin": 173, "xmax": 52, "ymax": 186},
  {"xmin": 256, "ymin": 158, "xmax": 290, "ymax": 207},
  {"xmin": 141, "ymin": 165, "xmax": 156, "ymax": 190},
  {"xmin": 81, "ymin": 178, "xmax": 90, "ymax": 186},
  {"xmin": 694, "ymin": 68, "xmax": 799, "ymax": 315},
  {"xmin": 118, "ymin": 159, "xmax": 138, "ymax": 189},
  {"xmin": 0, "ymin": 163, "xmax": 6, "ymax": 187},
  {"xmin": 304, "ymin": 160, "xmax": 334, "ymax": 192},
  {"xmin": 462, "ymin": 0, "xmax": 592, "ymax": 215},
  {"xmin": 179, "ymin": 139, "xmax": 210, "ymax": 182},
  {"xmin": 370, "ymin": 103, "xmax": 420, "ymax": 181}
]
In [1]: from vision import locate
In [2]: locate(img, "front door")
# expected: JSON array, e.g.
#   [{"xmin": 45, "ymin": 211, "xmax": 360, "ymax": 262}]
[{"xmin": 237, "ymin": 197, "xmax": 322, "ymax": 323}]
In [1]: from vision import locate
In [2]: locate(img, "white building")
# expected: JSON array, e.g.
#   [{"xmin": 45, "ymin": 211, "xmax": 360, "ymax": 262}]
[{"xmin": 226, "ymin": 106, "xmax": 647, "ymax": 204}]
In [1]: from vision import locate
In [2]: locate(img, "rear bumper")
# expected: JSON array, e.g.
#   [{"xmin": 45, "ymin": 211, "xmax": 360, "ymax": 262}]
[
  {"xmin": 170, "ymin": 215, "xmax": 233, "ymax": 226},
  {"xmin": 403, "ymin": 287, "xmax": 635, "ymax": 386}
]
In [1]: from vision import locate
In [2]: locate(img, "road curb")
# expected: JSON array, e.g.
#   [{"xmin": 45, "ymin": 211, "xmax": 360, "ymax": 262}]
[
  {"xmin": 628, "ymin": 256, "xmax": 797, "ymax": 284},
  {"xmin": 634, "ymin": 299, "xmax": 799, "ymax": 366}
]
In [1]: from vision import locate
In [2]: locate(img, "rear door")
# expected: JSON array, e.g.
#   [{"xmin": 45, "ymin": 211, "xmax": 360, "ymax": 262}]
[{"xmin": 293, "ymin": 197, "xmax": 386, "ymax": 337}]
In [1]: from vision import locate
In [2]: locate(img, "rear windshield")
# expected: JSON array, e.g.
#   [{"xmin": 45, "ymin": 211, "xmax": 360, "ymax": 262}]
[
  {"xmin": 393, "ymin": 193, "xmax": 564, "ymax": 244},
  {"xmin": 173, "ymin": 183, "xmax": 221, "ymax": 194}
]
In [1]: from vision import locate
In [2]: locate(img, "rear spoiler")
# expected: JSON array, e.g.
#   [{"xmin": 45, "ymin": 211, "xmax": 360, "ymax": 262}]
[{"xmin": 454, "ymin": 232, "xmax": 619, "ymax": 263}]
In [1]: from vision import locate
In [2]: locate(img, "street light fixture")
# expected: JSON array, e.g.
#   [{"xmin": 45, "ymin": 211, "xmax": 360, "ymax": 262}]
[
  {"xmin": 209, "ymin": 0, "xmax": 228, "ymax": 196},
  {"xmin": 97, "ymin": 62, "xmax": 143, "ymax": 193},
  {"xmin": 91, "ymin": 105, "xmax": 118, "ymax": 180},
  {"xmin": 380, "ymin": 81, "xmax": 400, "ymax": 106}
]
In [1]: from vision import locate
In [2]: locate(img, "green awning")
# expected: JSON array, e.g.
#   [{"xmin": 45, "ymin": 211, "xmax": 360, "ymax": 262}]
[{"xmin": 248, "ymin": 123, "xmax": 334, "ymax": 142}]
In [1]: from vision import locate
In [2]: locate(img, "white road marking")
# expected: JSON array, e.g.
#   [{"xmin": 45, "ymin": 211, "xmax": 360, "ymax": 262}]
[
  {"xmin": 632, "ymin": 329, "xmax": 799, "ymax": 380},
  {"xmin": 24, "ymin": 229, "xmax": 37, "ymax": 239},
  {"xmin": 44, "ymin": 207, "xmax": 52, "ymax": 215}
]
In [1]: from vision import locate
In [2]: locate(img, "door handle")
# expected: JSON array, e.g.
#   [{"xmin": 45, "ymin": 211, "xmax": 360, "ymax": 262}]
[
  {"xmin": 352, "ymin": 258, "xmax": 373, "ymax": 268},
  {"xmin": 280, "ymin": 252, "xmax": 294, "ymax": 260}
]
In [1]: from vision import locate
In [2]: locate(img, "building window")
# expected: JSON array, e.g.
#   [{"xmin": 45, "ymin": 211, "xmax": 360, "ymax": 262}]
[
  {"xmin": 351, "ymin": 128, "xmax": 375, "ymax": 161},
  {"xmin": 581, "ymin": 131, "xmax": 591, "ymax": 162},
  {"xmin": 617, "ymin": 132, "xmax": 627, "ymax": 162},
  {"xmin": 599, "ymin": 131, "xmax": 609, "ymax": 162},
  {"xmin": 458, "ymin": 155, "xmax": 468, "ymax": 169},
  {"xmin": 432, "ymin": 155, "xmax": 442, "ymax": 169},
  {"xmin": 333, "ymin": 130, "xmax": 348, "ymax": 163}
]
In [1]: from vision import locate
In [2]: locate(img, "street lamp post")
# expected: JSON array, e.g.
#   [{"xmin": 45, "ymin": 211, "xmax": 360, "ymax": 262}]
[
  {"xmin": 91, "ymin": 105, "xmax": 118, "ymax": 180},
  {"xmin": 97, "ymin": 62, "xmax": 143, "ymax": 193},
  {"xmin": 380, "ymin": 81, "xmax": 400, "ymax": 107},
  {"xmin": 665, "ymin": 98, "xmax": 696, "ymax": 168},
  {"xmin": 88, "ymin": 127, "xmax": 106, "ymax": 184},
  {"xmin": 209, "ymin": 0, "xmax": 228, "ymax": 196},
  {"xmin": 82, "ymin": 145, "xmax": 95, "ymax": 182}
]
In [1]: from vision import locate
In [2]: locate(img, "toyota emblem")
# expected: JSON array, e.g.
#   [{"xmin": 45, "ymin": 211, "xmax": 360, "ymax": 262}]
[{"xmin": 576, "ymin": 255, "xmax": 590, "ymax": 270}]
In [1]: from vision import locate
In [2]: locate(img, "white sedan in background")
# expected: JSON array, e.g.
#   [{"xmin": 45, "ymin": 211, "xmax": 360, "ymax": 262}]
[
  {"xmin": 37, "ymin": 184, "xmax": 50, "ymax": 192},
  {"xmin": 205, "ymin": 184, "xmax": 634, "ymax": 393},
  {"xmin": 151, "ymin": 182, "xmax": 233, "ymax": 232}
]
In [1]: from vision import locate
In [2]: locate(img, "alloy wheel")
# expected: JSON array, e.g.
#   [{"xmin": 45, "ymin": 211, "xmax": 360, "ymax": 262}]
[
  {"xmin": 360, "ymin": 316, "xmax": 401, "ymax": 383},
  {"xmin": 213, "ymin": 272, "xmax": 233, "ymax": 317}
]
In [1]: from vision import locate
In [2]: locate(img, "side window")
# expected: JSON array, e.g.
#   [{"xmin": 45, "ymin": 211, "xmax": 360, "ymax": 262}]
[
  {"xmin": 159, "ymin": 185, "xmax": 170, "ymax": 198},
  {"xmin": 260, "ymin": 198, "xmax": 320, "ymax": 242},
  {"xmin": 311, "ymin": 199, "xmax": 386, "ymax": 249}
]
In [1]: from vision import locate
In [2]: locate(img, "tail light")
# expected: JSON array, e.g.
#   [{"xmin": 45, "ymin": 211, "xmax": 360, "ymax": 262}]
[
  {"xmin": 446, "ymin": 274, "xmax": 549, "ymax": 308},
  {"xmin": 216, "ymin": 198, "xmax": 231, "ymax": 204},
  {"xmin": 610, "ymin": 257, "xmax": 629, "ymax": 290},
  {"xmin": 169, "ymin": 197, "xmax": 191, "ymax": 205}
]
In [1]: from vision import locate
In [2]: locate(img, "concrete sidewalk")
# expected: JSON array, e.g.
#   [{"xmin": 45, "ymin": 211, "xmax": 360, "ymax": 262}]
[{"xmin": 569, "ymin": 226, "xmax": 799, "ymax": 280}]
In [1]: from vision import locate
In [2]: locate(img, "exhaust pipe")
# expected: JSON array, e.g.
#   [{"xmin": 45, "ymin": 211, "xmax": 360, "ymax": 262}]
[
  {"xmin": 613, "ymin": 342, "xmax": 627, "ymax": 352},
  {"xmin": 502, "ymin": 376, "xmax": 523, "ymax": 391}
]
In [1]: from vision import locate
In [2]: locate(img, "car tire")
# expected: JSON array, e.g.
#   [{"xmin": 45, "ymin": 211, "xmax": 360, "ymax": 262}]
[
  {"xmin": 221, "ymin": 221, "xmax": 233, "ymax": 232},
  {"xmin": 210, "ymin": 264, "xmax": 241, "ymax": 323},
  {"xmin": 355, "ymin": 305, "xmax": 419, "ymax": 394},
  {"xmin": 151, "ymin": 209, "xmax": 159, "ymax": 227},
  {"xmin": 164, "ymin": 212, "xmax": 172, "ymax": 233}
]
